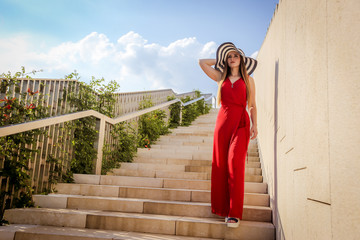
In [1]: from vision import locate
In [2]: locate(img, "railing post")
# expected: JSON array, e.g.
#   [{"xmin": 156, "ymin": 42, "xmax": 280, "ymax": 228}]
[
  {"xmin": 94, "ymin": 117, "xmax": 106, "ymax": 175},
  {"xmin": 179, "ymin": 104, "xmax": 183, "ymax": 126}
]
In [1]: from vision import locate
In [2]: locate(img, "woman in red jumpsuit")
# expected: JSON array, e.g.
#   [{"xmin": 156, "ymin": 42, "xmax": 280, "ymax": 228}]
[{"xmin": 199, "ymin": 42, "xmax": 258, "ymax": 228}]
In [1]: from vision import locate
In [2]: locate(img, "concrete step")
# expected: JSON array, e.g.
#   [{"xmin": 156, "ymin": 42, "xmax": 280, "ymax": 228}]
[
  {"xmin": 54, "ymin": 184, "xmax": 270, "ymax": 206},
  {"xmin": 169, "ymin": 132, "xmax": 214, "ymax": 137},
  {"xmin": 118, "ymin": 160, "xmax": 261, "ymax": 175},
  {"xmin": 73, "ymin": 174, "xmax": 266, "ymax": 191},
  {"xmin": 157, "ymin": 135, "xmax": 214, "ymax": 143},
  {"xmin": 134, "ymin": 157, "xmax": 261, "ymax": 168},
  {"xmin": 133, "ymin": 157, "xmax": 213, "ymax": 166},
  {"xmin": 154, "ymin": 139, "xmax": 258, "ymax": 149},
  {"xmin": 149, "ymin": 144, "xmax": 213, "ymax": 151},
  {"xmin": 119, "ymin": 162, "xmax": 186, "ymax": 172},
  {"xmin": 149, "ymin": 144, "xmax": 258, "ymax": 152},
  {"xmin": 111, "ymin": 169, "xmax": 210, "ymax": 180},
  {"xmin": 117, "ymin": 162, "xmax": 262, "ymax": 175},
  {"xmin": 174, "ymin": 124, "xmax": 215, "ymax": 128},
  {"xmin": 136, "ymin": 151, "xmax": 259, "ymax": 161},
  {"xmin": 185, "ymin": 165, "xmax": 262, "ymax": 175},
  {"xmin": 138, "ymin": 147, "xmax": 259, "ymax": 154},
  {"xmin": 132, "ymin": 156, "xmax": 260, "ymax": 165},
  {"xmin": 32, "ymin": 195, "xmax": 272, "ymax": 222},
  {"xmin": 157, "ymin": 135, "xmax": 258, "ymax": 146},
  {"xmin": 173, "ymin": 128, "xmax": 214, "ymax": 133},
  {"xmin": 4, "ymin": 208, "xmax": 275, "ymax": 239},
  {"xmin": 171, "ymin": 123, "xmax": 215, "ymax": 129},
  {"xmin": 0, "ymin": 224, "xmax": 218, "ymax": 240},
  {"xmin": 110, "ymin": 168, "xmax": 263, "ymax": 182}
]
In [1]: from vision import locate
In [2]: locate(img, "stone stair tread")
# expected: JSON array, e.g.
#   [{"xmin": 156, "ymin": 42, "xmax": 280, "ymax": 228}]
[
  {"xmin": 55, "ymin": 185, "xmax": 206, "ymax": 202},
  {"xmin": 72, "ymin": 175, "xmax": 267, "ymax": 192},
  {"xmin": 118, "ymin": 185, "xmax": 211, "ymax": 193},
  {"xmin": 34, "ymin": 193, "xmax": 271, "ymax": 210},
  {"xmin": 110, "ymin": 169, "xmax": 262, "ymax": 181},
  {"xmin": 134, "ymin": 156, "xmax": 259, "ymax": 161},
  {"xmin": 4, "ymin": 208, "xmax": 274, "ymax": 239},
  {"xmin": 0, "ymin": 224, "xmax": 220, "ymax": 240},
  {"xmin": 120, "ymin": 184, "xmax": 212, "ymax": 192},
  {"xmin": 55, "ymin": 183, "xmax": 268, "ymax": 197},
  {"xmin": 118, "ymin": 169, "xmax": 260, "ymax": 178},
  {"xmin": 5, "ymin": 207, "xmax": 273, "ymax": 224},
  {"xmin": 56, "ymin": 183, "xmax": 270, "ymax": 195},
  {"xmin": 118, "ymin": 162, "xmax": 261, "ymax": 171}
]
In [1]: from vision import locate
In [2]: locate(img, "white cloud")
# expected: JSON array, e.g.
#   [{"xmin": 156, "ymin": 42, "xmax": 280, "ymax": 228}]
[
  {"xmin": 0, "ymin": 32, "xmax": 219, "ymax": 96},
  {"xmin": 200, "ymin": 41, "xmax": 217, "ymax": 58}
]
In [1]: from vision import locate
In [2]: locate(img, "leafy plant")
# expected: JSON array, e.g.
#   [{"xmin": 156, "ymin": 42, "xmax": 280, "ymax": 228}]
[
  {"xmin": 102, "ymin": 122, "xmax": 138, "ymax": 174},
  {"xmin": 46, "ymin": 154, "xmax": 74, "ymax": 193},
  {"xmin": 137, "ymin": 97, "xmax": 169, "ymax": 148},
  {"xmin": 181, "ymin": 96, "xmax": 198, "ymax": 126},
  {"xmin": 0, "ymin": 67, "xmax": 48, "ymax": 224},
  {"xmin": 66, "ymin": 73, "xmax": 120, "ymax": 174},
  {"xmin": 167, "ymin": 96, "xmax": 181, "ymax": 128},
  {"xmin": 181, "ymin": 90, "xmax": 211, "ymax": 126}
]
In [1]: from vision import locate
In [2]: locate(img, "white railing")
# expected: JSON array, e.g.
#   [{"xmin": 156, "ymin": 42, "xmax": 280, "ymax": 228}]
[{"xmin": 0, "ymin": 96, "xmax": 212, "ymax": 175}]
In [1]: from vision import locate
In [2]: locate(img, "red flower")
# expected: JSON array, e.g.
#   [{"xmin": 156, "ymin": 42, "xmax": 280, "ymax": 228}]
[
  {"xmin": 0, "ymin": 97, "xmax": 16, "ymax": 104},
  {"xmin": 3, "ymin": 114, "xmax": 9, "ymax": 121},
  {"xmin": 5, "ymin": 105, "xmax": 11, "ymax": 109},
  {"xmin": 27, "ymin": 88, "xmax": 39, "ymax": 96},
  {"xmin": 145, "ymin": 145, "xmax": 148, "ymax": 148},
  {"xmin": 26, "ymin": 104, "xmax": 36, "ymax": 109}
]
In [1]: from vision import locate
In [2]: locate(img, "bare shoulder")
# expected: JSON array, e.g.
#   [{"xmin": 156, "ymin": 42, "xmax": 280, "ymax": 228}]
[{"xmin": 249, "ymin": 76, "xmax": 256, "ymax": 86}]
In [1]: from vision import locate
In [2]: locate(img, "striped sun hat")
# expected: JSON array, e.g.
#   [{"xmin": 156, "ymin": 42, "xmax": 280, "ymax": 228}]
[{"xmin": 214, "ymin": 42, "xmax": 257, "ymax": 75}]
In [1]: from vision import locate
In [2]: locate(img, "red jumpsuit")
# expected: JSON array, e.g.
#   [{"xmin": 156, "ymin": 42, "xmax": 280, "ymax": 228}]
[{"xmin": 211, "ymin": 77, "xmax": 250, "ymax": 219}]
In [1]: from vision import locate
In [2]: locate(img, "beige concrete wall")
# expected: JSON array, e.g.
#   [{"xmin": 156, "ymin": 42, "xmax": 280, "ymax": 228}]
[{"xmin": 254, "ymin": 0, "xmax": 360, "ymax": 239}]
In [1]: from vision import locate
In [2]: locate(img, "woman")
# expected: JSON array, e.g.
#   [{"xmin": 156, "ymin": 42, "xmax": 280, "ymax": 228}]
[{"xmin": 199, "ymin": 42, "xmax": 258, "ymax": 228}]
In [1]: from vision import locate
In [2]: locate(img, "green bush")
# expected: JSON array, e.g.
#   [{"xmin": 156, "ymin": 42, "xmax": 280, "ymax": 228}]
[
  {"xmin": 102, "ymin": 122, "xmax": 137, "ymax": 174},
  {"xmin": 137, "ymin": 97, "xmax": 169, "ymax": 148},
  {"xmin": 66, "ymin": 73, "xmax": 120, "ymax": 175},
  {"xmin": 0, "ymin": 67, "xmax": 48, "ymax": 224},
  {"xmin": 167, "ymin": 96, "xmax": 181, "ymax": 128},
  {"xmin": 181, "ymin": 90, "xmax": 211, "ymax": 126}
]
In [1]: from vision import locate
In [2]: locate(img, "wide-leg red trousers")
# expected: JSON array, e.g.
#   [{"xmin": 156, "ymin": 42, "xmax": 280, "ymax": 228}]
[{"xmin": 211, "ymin": 104, "xmax": 250, "ymax": 219}]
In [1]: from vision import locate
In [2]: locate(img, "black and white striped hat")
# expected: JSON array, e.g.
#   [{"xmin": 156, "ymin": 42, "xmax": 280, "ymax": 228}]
[{"xmin": 214, "ymin": 42, "xmax": 257, "ymax": 75}]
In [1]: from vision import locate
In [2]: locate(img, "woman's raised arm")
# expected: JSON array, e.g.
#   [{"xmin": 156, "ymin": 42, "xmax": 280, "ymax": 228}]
[{"xmin": 199, "ymin": 59, "xmax": 222, "ymax": 82}]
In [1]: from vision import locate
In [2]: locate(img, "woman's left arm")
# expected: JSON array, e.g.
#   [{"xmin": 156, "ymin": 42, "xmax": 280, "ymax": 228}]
[{"xmin": 249, "ymin": 76, "xmax": 258, "ymax": 140}]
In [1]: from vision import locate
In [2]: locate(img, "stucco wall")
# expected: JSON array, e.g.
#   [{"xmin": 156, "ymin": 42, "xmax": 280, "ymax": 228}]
[{"xmin": 254, "ymin": 0, "xmax": 360, "ymax": 239}]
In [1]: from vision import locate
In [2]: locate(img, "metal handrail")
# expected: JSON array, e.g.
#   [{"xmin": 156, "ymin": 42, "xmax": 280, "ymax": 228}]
[{"xmin": 0, "ymin": 95, "xmax": 212, "ymax": 174}]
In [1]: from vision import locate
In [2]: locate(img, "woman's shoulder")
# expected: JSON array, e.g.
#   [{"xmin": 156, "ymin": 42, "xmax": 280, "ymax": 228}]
[{"xmin": 248, "ymin": 76, "xmax": 255, "ymax": 84}]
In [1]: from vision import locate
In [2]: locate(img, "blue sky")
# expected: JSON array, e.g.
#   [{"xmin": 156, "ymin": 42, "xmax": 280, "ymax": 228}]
[{"xmin": 0, "ymin": 0, "xmax": 278, "ymax": 96}]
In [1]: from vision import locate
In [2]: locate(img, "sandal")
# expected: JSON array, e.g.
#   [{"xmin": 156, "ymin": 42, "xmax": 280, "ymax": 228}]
[{"xmin": 226, "ymin": 217, "xmax": 240, "ymax": 228}]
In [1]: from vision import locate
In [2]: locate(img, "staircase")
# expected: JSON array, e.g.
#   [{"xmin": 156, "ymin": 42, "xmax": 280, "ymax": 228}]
[{"xmin": 1, "ymin": 109, "xmax": 275, "ymax": 240}]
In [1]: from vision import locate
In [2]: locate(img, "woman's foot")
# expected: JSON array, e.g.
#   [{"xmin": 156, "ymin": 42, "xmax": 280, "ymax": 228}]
[{"xmin": 226, "ymin": 217, "xmax": 240, "ymax": 228}]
